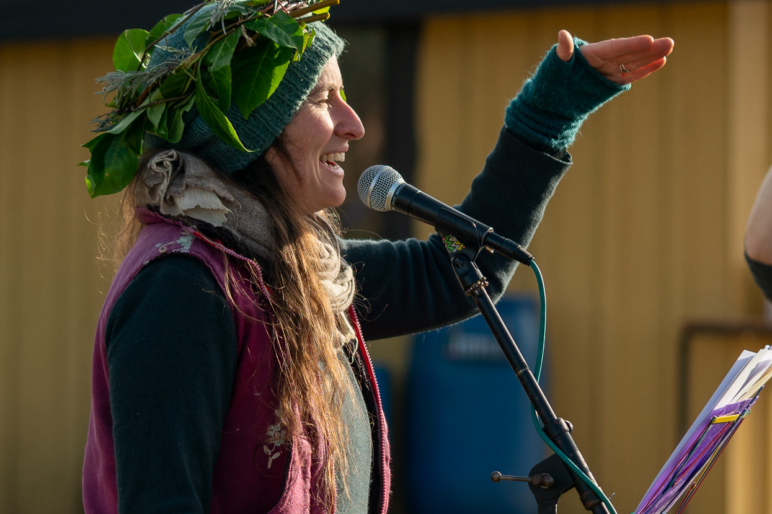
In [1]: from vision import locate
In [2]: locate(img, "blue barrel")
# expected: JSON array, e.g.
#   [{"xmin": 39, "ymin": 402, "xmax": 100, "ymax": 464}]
[{"xmin": 406, "ymin": 295, "xmax": 546, "ymax": 513}]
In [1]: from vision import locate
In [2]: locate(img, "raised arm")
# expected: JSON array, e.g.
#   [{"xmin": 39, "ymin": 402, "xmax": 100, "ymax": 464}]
[{"xmin": 344, "ymin": 30, "xmax": 673, "ymax": 341}]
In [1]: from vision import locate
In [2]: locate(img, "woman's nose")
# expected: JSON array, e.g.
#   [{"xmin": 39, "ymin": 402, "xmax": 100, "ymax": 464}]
[{"xmin": 335, "ymin": 99, "xmax": 365, "ymax": 141}]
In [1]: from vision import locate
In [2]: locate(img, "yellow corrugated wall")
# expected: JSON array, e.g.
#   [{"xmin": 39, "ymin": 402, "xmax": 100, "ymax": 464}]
[
  {"xmin": 2, "ymin": 1, "xmax": 772, "ymax": 512},
  {"xmin": 415, "ymin": 1, "xmax": 772, "ymax": 513},
  {"xmin": 0, "ymin": 38, "xmax": 115, "ymax": 513}
]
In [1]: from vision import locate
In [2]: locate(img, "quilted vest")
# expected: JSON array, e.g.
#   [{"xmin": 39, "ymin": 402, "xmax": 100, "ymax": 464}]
[{"xmin": 82, "ymin": 209, "xmax": 391, "ymax": 514}]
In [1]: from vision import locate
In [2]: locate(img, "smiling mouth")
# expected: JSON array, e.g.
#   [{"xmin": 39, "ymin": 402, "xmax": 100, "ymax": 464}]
[{"xmin": 320, "ymin": 153, "xmax": 346, "ymax": 167}]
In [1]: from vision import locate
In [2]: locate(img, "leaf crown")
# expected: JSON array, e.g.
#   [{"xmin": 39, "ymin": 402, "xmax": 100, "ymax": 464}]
[{"xmin": 81, "ymin": 0, "xmax": 341, "ymax": 199}]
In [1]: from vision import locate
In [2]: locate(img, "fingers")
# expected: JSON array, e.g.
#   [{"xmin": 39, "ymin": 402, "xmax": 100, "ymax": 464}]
[
  {"xmin": 578, "ymin": 34, "xmax": 673, "ymax": 84},
  {"xmin": 582, "ymin": 36, "xmax": 674, "ymax": 66},
  {"xmin": 556, "ymin": 30, "xmax": 574, "ymax": 62},
  {"xmin": 616, "ymin": 57, "xmax": 668, "ymax": 85},
  {"xmin": 592, "ymin": 46, "xmax": 669, "ymax": 82},
  {"xmin": 619, "ymin": 51, "xmax": 670, "ymax": 75},
  {"xmin": 597, "ymin": 35, "xmax": 672, "ymax": 59},
  {"xmin": 612, "ymin": 38, "xmax": 673, "ymax": 83},
  {"xmin": 652, "ymin": 37, "xmax": 675, "ymax": 57},
  {"xmin": 621, "ymin": 38, "xmax": 674, "ymax": 65},
  {"xmin": 602, "ymin": 35, "xmax": 657, "ymax": 59},
  {"xmin": 611, "ymin": 38, "xmax": 674, "ymax": 66}
]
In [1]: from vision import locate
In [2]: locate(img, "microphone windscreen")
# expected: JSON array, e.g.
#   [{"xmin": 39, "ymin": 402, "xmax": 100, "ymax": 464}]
[{"xmin": 357, "ymin": 165, "xmax": 403, "ymax": 212}]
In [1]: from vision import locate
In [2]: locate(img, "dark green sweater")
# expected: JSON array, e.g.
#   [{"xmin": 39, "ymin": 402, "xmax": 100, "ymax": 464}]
[{"xmin": 106, "ymin": 45, "xmax": 627, "ymax": 513}]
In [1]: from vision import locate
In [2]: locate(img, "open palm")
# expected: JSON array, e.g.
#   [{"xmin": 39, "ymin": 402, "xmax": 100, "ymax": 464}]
[{"xmin": 556, "ymin": 30, "xmax": 674, "ymax": 85}]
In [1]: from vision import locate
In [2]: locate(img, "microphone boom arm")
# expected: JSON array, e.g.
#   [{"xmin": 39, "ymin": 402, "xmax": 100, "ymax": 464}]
[
  {"xmin": 358, "ymin": 164, "xmax": 612, "ymax": 513},
  {"xmin": 439, "ymin": 232, "xmax": 609, "ymax": 514}
]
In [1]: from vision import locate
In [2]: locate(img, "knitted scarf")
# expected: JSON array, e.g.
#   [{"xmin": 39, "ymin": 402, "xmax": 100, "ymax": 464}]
[{"xmin": 135, "ymin": 149, "xmax": 356, "ymax": 345}]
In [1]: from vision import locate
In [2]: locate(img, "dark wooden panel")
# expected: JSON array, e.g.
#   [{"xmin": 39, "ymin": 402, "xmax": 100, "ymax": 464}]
[
  {"xmin": 331, "ymin": 0, "xmax": 681, "ymax": 22},
  {"xmin": 0, "ymin": 0, "xmax": 685, "ymax": 41},
  {"xmin": 0, "ymin": 0, "xmax": 193, "ymax": 41}
]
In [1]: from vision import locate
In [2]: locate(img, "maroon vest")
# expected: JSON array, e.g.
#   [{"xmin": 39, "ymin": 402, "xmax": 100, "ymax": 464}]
[{"xmin": 83, "ymin": 209, "xmax": 391, "ymax": 513}]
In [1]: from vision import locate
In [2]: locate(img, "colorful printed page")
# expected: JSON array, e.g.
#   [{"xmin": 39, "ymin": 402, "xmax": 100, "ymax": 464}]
[{"xmin": 634, "ymin": 348, "xmax": 772, "ymax": 514}]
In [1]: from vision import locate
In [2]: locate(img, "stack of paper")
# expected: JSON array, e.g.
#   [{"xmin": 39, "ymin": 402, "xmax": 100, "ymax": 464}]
[{"xmin": 635, "ymin": 346, "xmax": 772, "ymax": 514}]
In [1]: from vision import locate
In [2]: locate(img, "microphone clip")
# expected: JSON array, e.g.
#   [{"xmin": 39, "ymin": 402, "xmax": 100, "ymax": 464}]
[
  {"xmin": 435, "ymin": 207, "xmax": 533, "ymax": 265},
  {"xmin": 440, "ymin": 239, "xmax": 488, "ymax": 298},
  {"xmin": 437, "ymin": 208, "xmax": 495, "ymax": 296},
  {"xmin": 436, "ymin": 207, "xmax": 489, "ymax": 257}
]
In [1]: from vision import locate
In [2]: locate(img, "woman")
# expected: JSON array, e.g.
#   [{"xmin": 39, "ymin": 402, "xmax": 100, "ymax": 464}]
[{"xmin": 82, "ymin": 4, "xmax": 673, "ymax": 513}]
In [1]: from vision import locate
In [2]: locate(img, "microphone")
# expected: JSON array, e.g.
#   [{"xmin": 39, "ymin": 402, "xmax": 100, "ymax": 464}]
[{"xmin": 357, "ymin": 165, "xmax": 533, "ymax": 264}]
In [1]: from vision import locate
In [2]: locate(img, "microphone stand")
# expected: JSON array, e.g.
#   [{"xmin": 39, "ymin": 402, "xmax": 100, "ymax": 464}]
[{"xmin": 436, "ymin": 216, "xmax": 611, "ymax": 514}]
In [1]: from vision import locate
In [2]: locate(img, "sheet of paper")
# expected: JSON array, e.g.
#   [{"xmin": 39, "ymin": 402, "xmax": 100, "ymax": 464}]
[
  {"xmin": 734, "ymin": 347, "xmax": 772, "ymax": 402},
  {"xmin": 717, "ymin": 348, "xmax": 772, "ymax": 405},
  {"xmin": 634, "ymin": 349, "xmax": 762, "ymax": 514}
]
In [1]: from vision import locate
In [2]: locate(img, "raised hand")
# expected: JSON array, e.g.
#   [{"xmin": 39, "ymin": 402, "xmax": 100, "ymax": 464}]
[{"xmin": 556, "ymin": 29, "xmax": 674, "ymax": 85}]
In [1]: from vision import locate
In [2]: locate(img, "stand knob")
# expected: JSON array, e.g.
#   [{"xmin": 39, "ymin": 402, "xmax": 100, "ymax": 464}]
[{"xmin": 491, "ymin": 471, "xmax": 555, "ymax": 488}]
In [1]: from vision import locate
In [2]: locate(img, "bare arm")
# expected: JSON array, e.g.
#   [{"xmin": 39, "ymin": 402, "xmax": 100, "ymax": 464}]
[{"xmin": 746, "ymin": 166, "xmax": 772, "ymax": 264}]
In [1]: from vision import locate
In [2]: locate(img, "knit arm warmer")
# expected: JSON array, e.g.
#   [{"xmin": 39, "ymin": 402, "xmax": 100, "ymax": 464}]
[{"xmin": 505, "ymin": 38, "xmax": 630, "ymax": 152}]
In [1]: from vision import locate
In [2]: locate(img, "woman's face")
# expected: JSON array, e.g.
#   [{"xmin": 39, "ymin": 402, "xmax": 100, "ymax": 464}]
[{"xmin": 267, "ymin": 57, "xmax": 365, "ymax": 214}]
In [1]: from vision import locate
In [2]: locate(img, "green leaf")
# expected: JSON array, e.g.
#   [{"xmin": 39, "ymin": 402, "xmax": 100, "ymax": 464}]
[
  {"xmin": 148, "ymin": 103, "xmax": 167, "ymax": 129},
  {"xmin": 83, "ymin": 132, "xmax": 109, "ymax": 154},
  {"xmin": 293, "ymin": 28, "xmax": 316, "ymax": 62},
  {"xmin": 113, "ymin": 29, "xmax": 149, "ymax": 72},
  {"xmin": 340, "ymin": 89, "xmax": 346, "ymax": 102},
  {"xmin": 210, "ymin": 66, "xmax": 232, "ymax": 112},
  {"xmin": 246, "ymin": 11, "xmax": 304, "ymax": 51},
  {"xmin": 106, "ymin": 108, "xmax": 146, "ymax": 135},
  {"xmin": 203, "ymin": 30, "xmax": 241, "ymax": 71},
  {"xmin": 154, "ymin": 106, "xmax": 171, "ymax": 139},
  {"xmin": 166, "ymin": 95, "xmax": 196, "ymax": 144},
  {"xmin": 225, "ymin": 4, "xmax": 249, "ymax": 18},
  {"xmin": 231, "ymin": 40, "xmax": 293, "ymax": 119},
  {"xmin": 184, "ymin": 3, "xmax": 217, "ymax": 49},
  {"xmin": 83, "ymin": 117, "xmax": 145, "ymax": 198},
  {"xmin": 159, "ymin": 71, "xmax": 193, "ymax": 99},
  {"xmin": 303, "ymin": 28, "xmax": 317, "ymax": 53},
  {"xmin": 146, "ymin": 14, "xmax": 183, "ymax": 47},
  {"xmin": 195, "ymin": 73, "xmax": 252, "ymax": 152},
  {"xmin": 313, "ymin": 6, "xmax": 331, "ymax": 14},
  {"xmin": 147, "ymin": 90, "xmax": 167, "ymax": 130}
]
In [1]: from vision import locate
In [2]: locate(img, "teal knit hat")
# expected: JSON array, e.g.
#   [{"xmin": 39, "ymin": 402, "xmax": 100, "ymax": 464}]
[
  {"xmin": 145, "ymin": 21, "xmax": 345, "ymax": 174},
  {"xmin": 81, "ymin": 2, "xmax": 346, "ymax": 198}
]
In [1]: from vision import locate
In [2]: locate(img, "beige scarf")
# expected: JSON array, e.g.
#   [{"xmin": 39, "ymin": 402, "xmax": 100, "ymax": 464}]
[{"xmin": 136, "ymin": 149, "xmax": 357, "ymax": 346}]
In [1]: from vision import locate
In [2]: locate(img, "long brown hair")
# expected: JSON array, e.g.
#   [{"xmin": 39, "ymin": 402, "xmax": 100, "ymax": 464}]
[{"xmin": 105, "ymin": 142, "xmax": 356, "ymax": 511}]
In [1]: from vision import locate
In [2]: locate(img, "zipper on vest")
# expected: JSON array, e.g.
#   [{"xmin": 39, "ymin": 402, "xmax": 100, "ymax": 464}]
[{"xmin": 348, "ymin": 306, "xmax": 389, "ymax": 514}]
